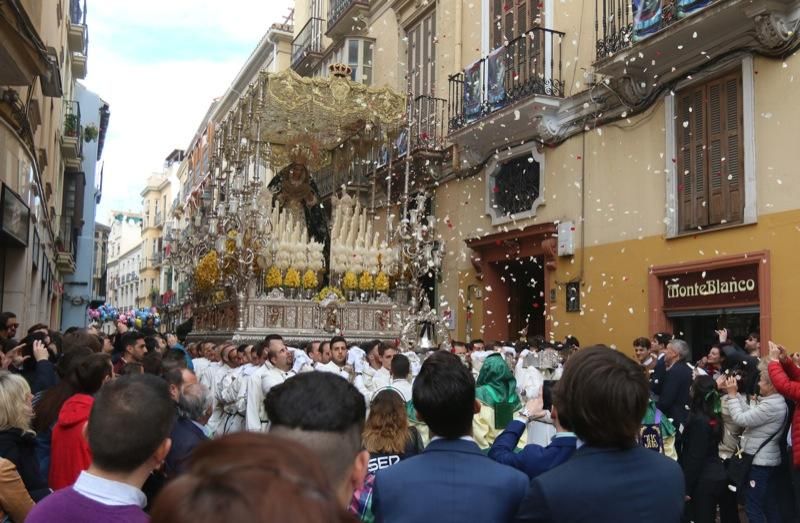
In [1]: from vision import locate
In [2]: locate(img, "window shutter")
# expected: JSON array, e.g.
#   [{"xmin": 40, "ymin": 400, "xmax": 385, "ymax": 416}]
[
  {"xmin": 707, "ymin": 78, "xmax": 725, "ymax": 225},
  {"xmin": 692, "ymin": 87, "xmax": 708, "ymax": 227},
  {"xmin": 677, "ymin": 87, "xmax": 706, "ymax": 230},
  {"xmin": 724, "ymin": 74, "xmax": 744, "ymax": 223}
]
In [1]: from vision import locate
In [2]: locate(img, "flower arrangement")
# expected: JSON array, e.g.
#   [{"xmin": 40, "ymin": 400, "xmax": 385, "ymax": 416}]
[
  {"xmin": 375, "ymin": 271, "xmax": 390, "ymax": 292},
  {"xmin": 284, "ymin": 267, "xmax": 301, "ymax": 288},
  {"xmin": 302, "ymin": 269, "xmax": 318, "ymax": 289},
  {"xmin": 195, "ymin": 251, "xmax": 220, "ymax": 292},
  {"xmin": 265, "ymin": 266, "xmax": 282, "ymax": 288},
  {"xmin": 359, "ymin": 271, "xmax": 374, "ymax": 291},
  {"xmin": 314, "ymin": 286, "xmax": 345, "ymax": 302},
  {"xmin": 343, "ymin": 271, "xmax": 358, "ymax": 290}
]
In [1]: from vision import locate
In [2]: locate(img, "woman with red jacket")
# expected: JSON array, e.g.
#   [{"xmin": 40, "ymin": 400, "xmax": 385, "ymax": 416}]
[
  {"xmin": 48, "ymin": 354, "xmax": 112, "ymax": 490},
  {"xmin": 767, "ymin": 341, "xmax": 800, "ymax": 516}
]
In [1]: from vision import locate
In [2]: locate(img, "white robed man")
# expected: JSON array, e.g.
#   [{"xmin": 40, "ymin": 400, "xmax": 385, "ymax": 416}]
[
  {"xmin": 245, "ymin": 334, "xmax": 293, "ymax": 432},
  {"xmin": 316, "ymin": 336, "xmax": 355, "ymax": 382},
  {"xmin": 359, "ymin": 340, "xmax": 396, "ymax": 397},
  {"xmin": 215, "ymin": 344, "xmax": 246, "ymax": 435},
  {"xmin": 204, "ymin": 343, "xmax": 229, "ymax": 436}
]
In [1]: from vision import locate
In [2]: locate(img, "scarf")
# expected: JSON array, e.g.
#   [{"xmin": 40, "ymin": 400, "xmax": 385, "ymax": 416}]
[{"xmin": 475, "ymin": 354, "xmax": 522, "ymax": 411}]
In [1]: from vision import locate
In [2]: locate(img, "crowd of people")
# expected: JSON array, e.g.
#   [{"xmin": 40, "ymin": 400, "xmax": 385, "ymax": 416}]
[{"xmin": 0, "ymin": 307, "xmax": 797, "ymax": 522}]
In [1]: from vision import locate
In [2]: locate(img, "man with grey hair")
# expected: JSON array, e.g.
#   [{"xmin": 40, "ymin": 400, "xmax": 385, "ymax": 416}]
[
  {"xmin": 165, "ymin": 382, "xmax": 212, "ymax": 477},
  {"xmin": 656, "ymin": 338, "xmax": 693, "ymax": 452}
]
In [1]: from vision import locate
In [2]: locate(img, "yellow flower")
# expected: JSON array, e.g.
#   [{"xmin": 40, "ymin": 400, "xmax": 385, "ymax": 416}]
[
  {"xmin": 343, "ymin": 271, "xmax": 358, "ymax": 290},
  {"xmin": 314, "ymin": 286, "xmax": 345, "ymax": 302},
  {"xmin": 284, "ymin": 267, "xmax": 301, "ymax": 288},
  {"xmin": 265, "ymin": 266, "xmax": 282, "ymax": 288},
  {"xmin": 195, "ymin": 251, "xmax": 220, "ymax": 292},
  {"xmin": 302, "ymin": 269, "xmax": 318, "ymax": 289},
  {"xmin": 359, "ymin": 271, "xmax": 374, "ymax": 291},
  {"xmin": 375, "ymin": 271, "xmax": 390, "ymax": 292}
]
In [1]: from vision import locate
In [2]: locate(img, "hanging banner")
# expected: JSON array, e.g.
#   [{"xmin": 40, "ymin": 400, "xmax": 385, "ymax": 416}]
[
  {"xmin": 632, "ymin": 0, "xmax": 664, "ymax": 41},
  {"xmin": 487, "ymin": 46, "xmax": 507, "ymax": 110},
  {"xmin": 463, "ymin": 59, "xmax": 483, "ymax": 123},
  {"xmin": 676, "ymin": 0, "xmax": 712, "ymax": 17}
]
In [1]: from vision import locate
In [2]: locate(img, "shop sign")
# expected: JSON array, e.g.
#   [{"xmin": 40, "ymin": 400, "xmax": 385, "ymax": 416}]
[{"xmin": 662, "ymin": 264, "xmax": 758, "ymax": 310}]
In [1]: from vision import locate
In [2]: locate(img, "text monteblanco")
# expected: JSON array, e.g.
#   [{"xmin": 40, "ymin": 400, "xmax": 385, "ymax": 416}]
[{"xmin": 666, "ymin": 278, "xmax": 756, "ymax": 299}]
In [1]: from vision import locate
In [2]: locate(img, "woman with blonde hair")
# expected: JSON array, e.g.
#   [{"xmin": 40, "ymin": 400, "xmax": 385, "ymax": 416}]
[
  {"xmin": 351, "ymin": 389, "xmax": 423, "ymax": 522},
  {"xmin": 0, "ymin": 371, "xmax": 49, "ymax": 500}
]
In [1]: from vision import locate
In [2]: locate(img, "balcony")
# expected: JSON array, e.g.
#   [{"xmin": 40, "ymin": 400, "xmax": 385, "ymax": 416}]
[
  {"xmin": 447, "ymin": 28, "xmax": 565, "ymax": 161},
  {"xmin": 67, "ymin": 0, "xmax": 87, "ymax": 53},
  {"xmin": 292, "ymin": 17, "xmax": 326, "ymax": 75},
  {"xmin": 327, "ymin": 0, "xmax": 369, "ymax": 39},
  {"xmin": 71, "ymin": 52, "xmax": 87, "ymax": 79},
  {"xmin": 60, "ymin": 100, "xmax": 83, "ymax": 170},
  {"xmin": 56, "ymin": 217, "xmax": 77, "ymax": 274},
  {"xmin": 591, "ymin": 0, "xmax": 797, "ymax": 88},
  {"xmin": 410, "ymin": 95, "xmax": 448, "ymax": 156}
]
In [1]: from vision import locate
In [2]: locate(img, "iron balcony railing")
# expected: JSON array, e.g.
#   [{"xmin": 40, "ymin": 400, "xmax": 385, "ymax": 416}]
[
  {"xmin": 448, "ymin": 28, "xmax": 565, "ymax": 133},
  {"xmin": 411, "ymin": 95, "xmax": 448, "ymax": 151},
  {"xmin": 292, "ymin": 17, "xmax": 326, "ymax": 68},
  {"xmin": 63, "ymin": 100, "xmax": 81, "ymax": 139},
  {"xmin": 595, "ymin": 0, "xmax": 721, "ymax": 60},
  {"xmin": 57, "ymin": 215, "xmax": 77, "ymax": 255},
  {"xmin": 328, "ymin": 0, "xmax": 369, "ymax": 30}
]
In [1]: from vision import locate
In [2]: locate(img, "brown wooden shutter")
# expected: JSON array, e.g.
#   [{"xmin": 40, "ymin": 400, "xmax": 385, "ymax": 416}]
[
  {"xmin": 724, "ymin": 73, "xmax": 744, "ymax": 223},
  {"xmin": 707, "ymin": 77, "xmax": 724, "ymax": 225},
  {"xmin": 708, "ymin": 70, "xmax": 744, "ymax": 225},
  {"xmin": 677, "ymin": 87, "xmax": 707, "ymax": 230}
]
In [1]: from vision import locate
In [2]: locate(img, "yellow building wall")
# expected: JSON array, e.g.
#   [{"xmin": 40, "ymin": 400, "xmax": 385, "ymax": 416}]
[{"xmin": 435, "ymin": 51, "xmax": 800, "ymax": 353}]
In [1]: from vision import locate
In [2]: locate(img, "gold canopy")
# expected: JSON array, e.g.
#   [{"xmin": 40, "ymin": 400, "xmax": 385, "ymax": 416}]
[{"xmin": 236, "ymin": 68, "xmax": 407, "ymax": 170}]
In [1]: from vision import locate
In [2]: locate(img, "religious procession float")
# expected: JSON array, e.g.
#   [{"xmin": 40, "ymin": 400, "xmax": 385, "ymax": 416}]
[{"xmin": 167, "ymin": 65, "xmax": 449, "ymax": 348}]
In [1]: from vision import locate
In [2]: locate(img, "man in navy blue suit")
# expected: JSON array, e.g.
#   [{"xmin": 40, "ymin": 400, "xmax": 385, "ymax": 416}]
[
  {"xmin": 373, "ymin": 351, "xmax": 528, "ymax": 523},
  {"xmin": 488, "ymin": 396, "xmax": 577, "ymax": 479},
  {"xmin": 514, "ymin": 346, "xmax": 684, "ymax": 523}
]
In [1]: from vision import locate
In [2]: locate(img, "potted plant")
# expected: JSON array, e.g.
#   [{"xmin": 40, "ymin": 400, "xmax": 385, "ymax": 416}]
[
  {"xmin": 64, "ymin": 114, "xmax": 80, "ymax": 137},
  {"xmin": 83, "ymin": 124, "xmax": 99, "ymax": 143}
]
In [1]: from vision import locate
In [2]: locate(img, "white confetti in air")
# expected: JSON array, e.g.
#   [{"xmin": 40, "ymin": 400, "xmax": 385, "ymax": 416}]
[
  {"xmin": 628, "ymin": 307, "xmax": 635, "ymax": 314},
  {"xmin": 514, "ymin": 110, "xmax": 521, "ymax": 121}
]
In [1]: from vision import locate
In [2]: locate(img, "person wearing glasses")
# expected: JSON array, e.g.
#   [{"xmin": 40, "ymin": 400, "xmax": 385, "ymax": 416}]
[{"xmin": 0, "ymin": 313, "xmax": 19, "ymax": 344}]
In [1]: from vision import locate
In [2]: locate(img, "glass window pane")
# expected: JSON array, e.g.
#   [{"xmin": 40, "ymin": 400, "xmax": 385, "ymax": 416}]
[
  {"xmin": 363, "ymin": 66, "xmax": 372, "ymax": 86},
  {"xmin": 348, "ymin": 39, "xmax": 359, "ymax": 65},
  {"xmin": 363, "ymin": 41, "xmax": 373, "ymax": 68}
]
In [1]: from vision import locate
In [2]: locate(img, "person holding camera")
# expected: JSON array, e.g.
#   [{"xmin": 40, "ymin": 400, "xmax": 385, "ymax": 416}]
[
  {"xmin": 723, "ymin": 360, "xmax": 787, "ymax": 523},
  {"xmin": 767, "ymin": 341, "xmax": 800, "ymax": 516}
]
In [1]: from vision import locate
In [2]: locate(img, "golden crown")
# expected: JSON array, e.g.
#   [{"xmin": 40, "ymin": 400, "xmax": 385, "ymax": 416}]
[{"xmin": 329, "ymin": 63, "xmax": 352, "ymax": 78}]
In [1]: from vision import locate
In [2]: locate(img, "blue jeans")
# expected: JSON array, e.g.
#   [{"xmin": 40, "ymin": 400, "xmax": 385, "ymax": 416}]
[{"xmin": 746, "ymin": 465, "xmax": 782, "ymax": 523}]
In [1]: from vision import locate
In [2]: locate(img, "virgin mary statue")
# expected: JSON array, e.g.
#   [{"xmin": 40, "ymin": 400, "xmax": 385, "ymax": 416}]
[{"xmin": 266, "ymin": 160, "xmax": 329, "ymax": 247}]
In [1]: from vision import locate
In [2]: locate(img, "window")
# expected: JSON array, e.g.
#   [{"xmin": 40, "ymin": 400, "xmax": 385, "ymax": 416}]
[
  {"xmin": 676, "ymin": 68, "xmax": 744, "ymax": 231},
  {"xmin": 491, "ymin": 0, "xmax": 542, "ymax": 50},
  {"xmin": 407, "ymin": 11, "xmax": 436, "ymax": 96},
  {"xmin": 484, "ymin": 143, "xmax": 545, "ymax": 225},
  {"xmin": 320, "ymin": 39, "xmax": 374, "ymax": 85}
]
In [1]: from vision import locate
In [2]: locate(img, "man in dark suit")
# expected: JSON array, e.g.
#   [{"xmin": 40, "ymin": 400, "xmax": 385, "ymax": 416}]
[
  {"xmin": 515, "ymin": 346, "xmax": 684, "ymax": 523},
  {"xmin": 656, "ymin": 339, "xmax": 694, "ymax": 430},
  {"xmin": 165, "ymin": 381, "xmax": 210, "ymax": 477},
  {"xmin": 373, "ymin": 351, "xmax": 528, "ymax": 523},
  {"xmin": 649, "ymin": 332, "xmax": 673, "ymax": 396},
  {"xmin": 488, "ymin": 401, "xmax": 577, "ymax": 479}
]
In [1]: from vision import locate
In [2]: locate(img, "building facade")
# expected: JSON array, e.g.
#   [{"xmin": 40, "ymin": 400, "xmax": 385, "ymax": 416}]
[
  {"xmin": 283, "ymin": 0, "xmax": 800, "ymax": 356},
  {"xmin": 106, "ymin": 211, "xmax": 141, "ymax": 312},
  {"xmin": 92, "ymin": 222, "xmax": 109, "ymax": 302},
  {"xmin": 0, "ymin": 0, "xmax": 92, "ymax": 330},
  {"xmin": 60, "ymin": 83, "xmax": 109, "ymax": 329}
]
